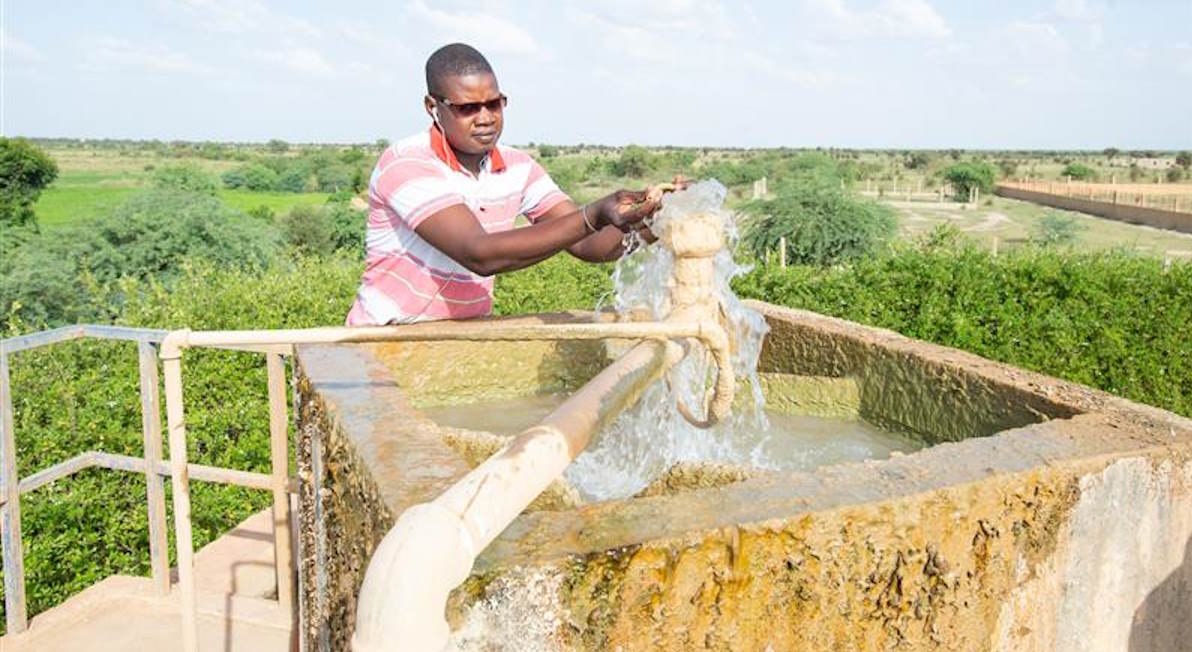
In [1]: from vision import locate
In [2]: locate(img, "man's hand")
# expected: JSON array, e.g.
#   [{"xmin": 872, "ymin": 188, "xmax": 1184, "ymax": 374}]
[{"xmin": 591, "ymin": 189, "xmax": 661, "ymax": 232}]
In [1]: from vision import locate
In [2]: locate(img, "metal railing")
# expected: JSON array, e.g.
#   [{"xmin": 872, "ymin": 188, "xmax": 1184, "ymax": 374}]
[{"xmin": 0, "ymin": 325, "xmax": 298, "ymax": 636}]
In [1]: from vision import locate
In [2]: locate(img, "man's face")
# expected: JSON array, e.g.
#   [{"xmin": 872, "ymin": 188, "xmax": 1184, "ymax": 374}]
[{"xmin": 426, "ymin": 73, "xmax": 504, "ymax": 157}]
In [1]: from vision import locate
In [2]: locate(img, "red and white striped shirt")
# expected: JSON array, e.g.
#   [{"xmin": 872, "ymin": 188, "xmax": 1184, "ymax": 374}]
[{"xmin": 346, "ymin": 126, "xmax": 569, "ymax": 325}]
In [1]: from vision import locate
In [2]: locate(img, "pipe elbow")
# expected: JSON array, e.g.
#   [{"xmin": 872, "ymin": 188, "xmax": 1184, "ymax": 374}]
[
  {"xmin": 353, "ymin": 502, "xmax": 475, "ymax": 652},
  {"xmin": 159, "ymin": 328, "xmax": 192, "ymax": 361}
]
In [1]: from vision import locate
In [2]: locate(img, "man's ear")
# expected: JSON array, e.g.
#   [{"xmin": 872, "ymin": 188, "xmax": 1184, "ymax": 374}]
[{"xmin": 424, "ymin": 95, "xmax": 438, "ymax": 123}]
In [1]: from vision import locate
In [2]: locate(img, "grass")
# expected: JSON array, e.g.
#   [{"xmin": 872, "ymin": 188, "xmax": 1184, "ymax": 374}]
[
  {"xmin": 31, "ymin": 148, "xmax": 332, "ymax": 228},
  {"xmin": 34, "ymin": 186, "xmax": 141, "ymax": 227},
  {"xmin": 217, "ymin": 189, "xmax": 330, "ymax": 214}
]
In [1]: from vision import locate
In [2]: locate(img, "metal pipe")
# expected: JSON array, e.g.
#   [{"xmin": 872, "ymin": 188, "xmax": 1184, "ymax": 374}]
[
  {"xmin": 161, "ymin": 333, "xmax": 199, "ymax": 652},
  {"xmin": 1, "ymin": 349, "xmax": 27, "ymax": 634},
  {"xmin": 267, "ymin": 352, "xmax": 297, "ymax": 615},
  {"xmin": 352, "ymin": 338, "xmax": 684, "ymax": 652},
  {"xmin": 138, "ymin": 341, "xmax": 170, "ymax": 596}
]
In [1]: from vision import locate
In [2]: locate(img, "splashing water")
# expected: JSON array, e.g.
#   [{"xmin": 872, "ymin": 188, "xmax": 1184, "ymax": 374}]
[{"xmin": 566, "ymin": 180, "xmax": 773, "ymax": 500}]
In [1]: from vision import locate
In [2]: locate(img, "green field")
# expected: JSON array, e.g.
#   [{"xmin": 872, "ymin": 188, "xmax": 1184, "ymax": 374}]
[{"xmin": 32, "ymin": 148, "xmax": 335, "ymax": 228}]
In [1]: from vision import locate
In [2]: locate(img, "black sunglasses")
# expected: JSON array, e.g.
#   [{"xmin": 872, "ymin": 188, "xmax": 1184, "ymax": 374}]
[{"xmin": 433, "ymin": 94, "xmax": 508, "ymax": 118}]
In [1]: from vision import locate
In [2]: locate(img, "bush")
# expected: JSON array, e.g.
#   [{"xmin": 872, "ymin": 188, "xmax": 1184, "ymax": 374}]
[
  {"xmin": 1165, "ymin": 167, "xmax": 1184, "ymax": 183},
  {"xmin": 222, "ymin": 163, "xmax": 279, "ymax": 191},
  {"xmin": 941, "ymin": 162, "xmax": 995, "ymax": 200},
  {"xmin": 1061, "ymin": 162, "xmax": 1097, "ymax": 181},
  {"xmin": 278, "ymin": 200, "xmax": 366, "ymax": 257},
  {"xmin": 537, "ymin": 144, "xmax": 559, "ymax": 159},
  {"xmin": 610, "ymin": 145, "xmax": 656, "ymax": 178},
  {"xmin": 1032, "ymin": 212, "xmax": 1084, "ymax": 246},
  {"xmin": 740, "ymin": 180, "xmax": 897, "ymax": 266},
  {"xmin": 0, "ymin": 190, "xmax": 282, "ymax": 327},
  {"xmin": 0, "ymin": 137, "xmax": 59, "ymax": 227},
  {"xmin": 3, "ymin": 255, "xmax": 361, "ymax": 628},
  {"xmin": 151, "ymin": 163, "xmax": 217, "ymax": 195}
]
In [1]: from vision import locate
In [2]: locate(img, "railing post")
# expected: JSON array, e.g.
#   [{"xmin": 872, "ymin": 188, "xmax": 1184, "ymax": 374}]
[
  {"xmin": 162, "ymin": 350, "xmax": 199, "ymax": 652},
  {"xmin": 1, "ymin": 348, "xmax": 28, "ymax": 633},
  {"xmin": 137, "ymin": 341, "xmax": 170, "ymax": 596},
  {"xmin": 266, "ymin": 352, "xmax": 296, "ymax": 616}
]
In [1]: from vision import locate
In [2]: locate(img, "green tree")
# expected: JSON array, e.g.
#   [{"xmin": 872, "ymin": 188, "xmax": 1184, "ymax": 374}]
[
  {"xmin": 1032, "ymin": 212, "xmax": 1083, "ymax": 246},
  {"xmin": 222, "ymin": 163, "xmax": 280, "ymax": 191},
  {"xmin": 1103, "ymin": 147, "xmax": 1120, "ymax": 161},
  {"xmin": 266, "ymin": 139, "xmax": 289, "ymax": 153},
  {"xmin": 1061, "ymin": 162, "xmax": 1097, "ymax": 181},
  {"xmin": 538, "ymin": 144, "xmax": 559, "ymax": 159},
  {"xmin": 904, "ymin": 152, "xmax": 932, "ymax": 170},
  {"xmin": 1166, "ymin": 167, "xmax": 1184, "ymax": 183},
  {"xmin": 151, "ymin": 163, "xmax": 217, "ymax": 195},
  {"xmin": 0, "ymin": 137, "xmax": 59, "ymax": 227},
  {"xmin": 740, "ymin": 180, "xmax": 897, "ymax": 266},
  {"xmin": 610, "ymin": 145, "xmax": 655, "ymax": 178},
  {"xmin": 941, "ymin": 162, "xmax": 995, "ymax": 200},
  {"xmin": 1176, "ymin": 152, "xmax": 1192, "ymax": 170}
]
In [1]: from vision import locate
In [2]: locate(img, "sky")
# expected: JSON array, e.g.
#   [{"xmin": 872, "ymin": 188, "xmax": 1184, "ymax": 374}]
[{"xmin": 2, "ymin": 0, "xmax": 1190, "ymax": 149}]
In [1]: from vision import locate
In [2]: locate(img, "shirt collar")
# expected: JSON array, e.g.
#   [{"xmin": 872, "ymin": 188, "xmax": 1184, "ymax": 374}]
[{"xmin": 428, "ymin": 123, "xmax": 506, "ymax": 174}]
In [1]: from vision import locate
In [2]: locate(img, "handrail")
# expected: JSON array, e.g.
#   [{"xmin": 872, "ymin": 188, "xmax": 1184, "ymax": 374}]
[
  {"xmin": 0, "ymin": 325, "xmax": 299, "ymax": 637},
  {"xmin": 157, "ymin": 318, "xmax": 735, "ymax": 652}
]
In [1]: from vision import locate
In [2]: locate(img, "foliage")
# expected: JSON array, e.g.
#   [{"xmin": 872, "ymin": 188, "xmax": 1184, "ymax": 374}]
[
  {"xmin": 1060, "ymin": 162, "xmax": 1097, "ymax": 181},
  {"xmin": 731, "ymin": 238, "xmax": 1192, "ymax": 418},
  {"xmin": 904, "ymin": 152, "xmax": 932, "ymax": 170},
  {"xmin": 0, "ymin": 190, "xmax": 281, "ymax": 327},
  {"xmin": 941, "ymin": 161, "xmax": 995, "ymax": 199},
  {"xmin": 278, "ymin": 200, "xmax": 366, "ymax": 257},
  {"xmin": 1, "ymin": 255, "xmax": 361, "ymax": 629},
  {"xmin": 740, "ymin": 179, "xmax": 897, "ymax": 266},
  {"xmin": 0, "ymin": 137, "xmax": 59, "ymax": 227},
  {"xmin": 1175, "ymin": 152, "xmax": 1191, "ymax": 170},
  {"xmin": 537, "ymin": 144, "xmax": 559, "ymax": 159},
  {"xmin": 150, "ymin": 163, "xmax": 217, "ymax": 195},
  {"xmin": 222, "ymin": 163, "xmax": 280, "ymax": 191},
  {"xmin": 1166, "ymin": 167, "xmax": 1184, "ymax": 183},
  {"xmin": 1031, "ymin": 212, "xmax": 1084, "ymax": 246},
  {"xmin": 610, "ymin": 145, "xmax": 656, "ymax": 178},
  {"xmin": 493, "ymin": 253, "xmax": 612, "ymax": 315}
]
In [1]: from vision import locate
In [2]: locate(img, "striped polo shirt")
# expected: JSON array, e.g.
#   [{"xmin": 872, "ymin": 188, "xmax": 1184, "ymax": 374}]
[{"xmin": 346, "ymin": 126, "xmax": 569, "ymax": 325}]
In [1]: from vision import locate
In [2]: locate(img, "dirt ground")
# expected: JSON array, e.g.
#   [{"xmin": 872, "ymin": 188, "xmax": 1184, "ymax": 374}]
[{"xmin": 887, "ymin": 195, "xmax": 1192, "ymax": 259}]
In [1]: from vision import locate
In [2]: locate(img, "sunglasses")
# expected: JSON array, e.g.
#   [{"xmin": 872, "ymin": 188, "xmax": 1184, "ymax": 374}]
[{"xmin": 433, "ymin": 94, "xmax": 508, "ymax": 118}]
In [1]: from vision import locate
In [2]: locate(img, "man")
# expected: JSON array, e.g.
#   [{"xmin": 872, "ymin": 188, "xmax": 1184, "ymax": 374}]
[{"xmin": 346, "ymin": 43, "xmax": 666, "ymax": 325}]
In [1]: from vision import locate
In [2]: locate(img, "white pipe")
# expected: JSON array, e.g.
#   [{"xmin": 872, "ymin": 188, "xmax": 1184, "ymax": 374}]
[{"xmin": 352, "ymin": 339, "xmax": 683, "ymax": 652}]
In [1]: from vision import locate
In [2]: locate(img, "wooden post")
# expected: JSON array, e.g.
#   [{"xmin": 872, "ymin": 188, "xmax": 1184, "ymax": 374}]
[
  {"xmin": 778, "ymin": 236, "xmax": 787, "ymax": 268},
  {"xmin": 266, "ymin": 353, "xmax": 296, "ymax": 616},
  {"xmin": 163, "ymin": 353, "xmax": 199, "ymax": 652},
  {"xmin": 137, "ymin": 342, "xmax": 169, "ymax": 596},
  {"xmin": 0, "ymin": 349, "xmax": 28, "ymax": 634}
]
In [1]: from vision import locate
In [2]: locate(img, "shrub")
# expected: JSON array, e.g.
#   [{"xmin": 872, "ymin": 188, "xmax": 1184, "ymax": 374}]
[
  {"xmin": 610, "ymin": 145, "xmax": 656, "ymax": 178},
  {"xmin": 1061, "ymin": 162, "xmax": 1097, "ymax": 181},
  {"xmin": 222, "ymin": 163, "xmax": 279, "ymax": 191},
  {"xmin": 0, "ymin": 137, "xmax": 59, "ymax": 227},
  {"xmin": 941, "ymin": 162, "xmax": 995, "ymax": 200},
  {"xmin": 537, "ymin": 144, "xmax": 559, "ymax": 159},
  {"xmin": 1032, "ymin": 212, "xmax": 1083, "ymax": 246},
  {"xmin": 278, "ymin": 201, "xmax": 366, "ymax": 257},
  {"xmin": 740, "ymin": 180, "xmax": 897, "ymax": 266},
  {"xmin": 1165, "ymin": 167, "xmax": 1184, "ymax": 183},
  {"xmin": 150, "ymin": 163, "xmax": 217, "ymax": 195},
  {"xmin": 0, "ymin": 190, "xmax": 282, "ymax": 327}
]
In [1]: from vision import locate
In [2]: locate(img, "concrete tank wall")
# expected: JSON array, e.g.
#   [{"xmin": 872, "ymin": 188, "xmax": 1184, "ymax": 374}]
[{"xmin": 294, "ymin": 304, "xmax": 1192, "ymax": 651}]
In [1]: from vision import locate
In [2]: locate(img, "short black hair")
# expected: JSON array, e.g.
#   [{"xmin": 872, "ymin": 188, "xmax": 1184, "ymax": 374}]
[{"xmin": 425, "ymin": 43, "xmax": 494, "ymax": 97}]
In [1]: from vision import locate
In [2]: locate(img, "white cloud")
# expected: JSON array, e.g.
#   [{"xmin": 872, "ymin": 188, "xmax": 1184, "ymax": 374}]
[
  {"xmin": 407, "ymin": 1, "xmax": 542, "ymax": 56},
  {"xmin": 255, "ymin": 47, "xmax": 334, "ymax": 77},
  {"xmin": 1004, "ymin": 20, "xmax": 1069, "ymax": 59},
  {"xmin": 164, "ymin": 0, "xmax": 321, "ymax": 41},
  {"xmin": 1054, "ymin": 0, "xmax": 1104, "ymax": 23},
  {"xmin": 78, "ymin": 37, "xmax": 214, "ymax": 75},
  {"xmin": 1, "ymin": 29, "xmax": 45, "ymax": 62},
  {"xmin": 802, "ymin": 0, "xmax": 951, "ymax": 39}
]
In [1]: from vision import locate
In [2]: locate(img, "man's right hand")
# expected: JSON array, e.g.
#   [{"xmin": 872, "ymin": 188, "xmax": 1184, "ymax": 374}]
[{"xmin": 592, "ymin": 189, "xmax": 663, "ymax": 232}]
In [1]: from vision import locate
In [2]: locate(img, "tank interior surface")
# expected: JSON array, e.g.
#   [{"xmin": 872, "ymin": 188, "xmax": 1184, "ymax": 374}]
[{"xmin": 294, "ymin": 302, "xmax": 1192, "ymax": 651}]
